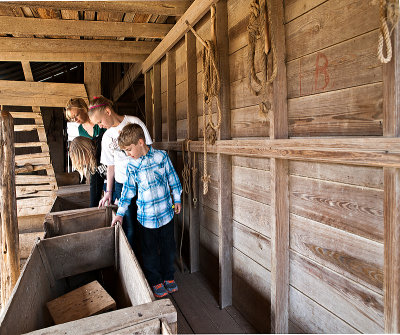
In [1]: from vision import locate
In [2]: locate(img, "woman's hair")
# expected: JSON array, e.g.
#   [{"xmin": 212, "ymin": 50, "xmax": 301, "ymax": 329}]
[
  {"xmin": 69, "ymin": 136, "xmax": 97, "ymax": 179},
  {"xmin": 88, "ymin": 95, "xmax": 114, "ymax": 118},
  {"xmin": 65, "ymin": 98, "xmax": 88, "ymax": 121},
  {"xmin": 118, "ymin": 123, "xmax": 145, "ymax": 149}
]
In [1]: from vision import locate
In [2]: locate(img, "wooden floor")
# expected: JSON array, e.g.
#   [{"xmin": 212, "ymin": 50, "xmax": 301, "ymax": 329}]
[{"xmin": 168, "ymin": 270, "xmax": 257, "ymax": 334}]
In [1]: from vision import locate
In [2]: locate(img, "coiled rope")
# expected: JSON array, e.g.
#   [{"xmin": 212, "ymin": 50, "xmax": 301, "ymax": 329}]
[
  {"xmin": 378, "ymin": 0, "xmax": 400, "ymax": 63},
  {"xmin": 247, "ymin": 0, "xmax": 277, "ymax": 119}
]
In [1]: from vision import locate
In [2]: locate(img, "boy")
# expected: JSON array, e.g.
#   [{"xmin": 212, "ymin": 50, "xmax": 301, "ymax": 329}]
[
  {"xmin": 112, "ymin": 124, "xmax": 182, "ymax": 298},
  {"xmin": 88, "ymin": 96, "xmax": 152, "ymax": 248}
]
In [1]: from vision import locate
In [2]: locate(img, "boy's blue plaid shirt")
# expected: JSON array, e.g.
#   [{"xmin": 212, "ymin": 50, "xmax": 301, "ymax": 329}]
[{"xmin": 116, "ymin": 146, "xmax": 182, "ymax": 229}]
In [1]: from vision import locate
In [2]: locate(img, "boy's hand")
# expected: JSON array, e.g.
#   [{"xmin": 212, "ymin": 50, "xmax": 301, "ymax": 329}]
[
  {"xmin": 111, "ymin": 215, "xmax": 123, "ymax": 227},
  {"xmin": 99, "ymin": 192, "xmax": 111, "ymax": 208},
  {"xmin": 174, "ymin": 203, "xmax": 182, "ymax": 214}
]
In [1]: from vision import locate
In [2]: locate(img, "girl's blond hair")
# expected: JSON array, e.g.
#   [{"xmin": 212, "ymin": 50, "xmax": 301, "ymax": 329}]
[
  {"xmin": 88, "ymin": 95, "xmax": 114, "ymax": 118},
  {"xmin": 65, "ymin": 98, "xmax": 88, "ymax": 121},
  {"xmin": 69, "ymin": 136, "xmax": 97, "ymax": 180}
]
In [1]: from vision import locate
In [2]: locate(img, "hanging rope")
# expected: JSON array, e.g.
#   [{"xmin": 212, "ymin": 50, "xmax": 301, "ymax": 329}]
[
  {"xmin": 378, "ymin": 0, "xmax": 400, "ymax": 63},
  {"xmin": 186, "ymin": 6, "xmax": 221, "ymax": 195},
  {"xmin": 191, "ymin": 151, "xmax": 198, "ymax": 208},
  {"xmin": 247, "ymin": 0, "xmax": 277, "ymax": 120}
]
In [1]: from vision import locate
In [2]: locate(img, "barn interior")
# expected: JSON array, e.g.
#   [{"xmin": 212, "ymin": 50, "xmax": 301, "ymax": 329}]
[{"xmin": 0, "ymin": 0, "xmax": 399, "ymax": 334}]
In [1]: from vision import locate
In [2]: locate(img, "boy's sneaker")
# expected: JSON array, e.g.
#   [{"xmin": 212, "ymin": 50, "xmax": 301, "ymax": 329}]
[
  {"xmin": 164, "ymin": 280, "xmax": 178, "ymax": 293},
  {"xmin": 152, "ymin": 283, "xmax": 168, "ymax": 298}
]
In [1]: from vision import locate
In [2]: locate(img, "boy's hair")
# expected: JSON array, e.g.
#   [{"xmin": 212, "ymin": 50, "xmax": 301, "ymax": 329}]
[
  {"xmin": 118, "ymin": 124, "xmax": 145, "ymax": 148},
  {"xmin": 69, "ymin": 136, "xmax": 97, "ymax": 179},
  {"xmin": 65, "ymin": 98, "xmax": 88, "ymax": 121},
  {"xmin": 88, "ymin": 95, "xmax": 114, "ymax": 118}
]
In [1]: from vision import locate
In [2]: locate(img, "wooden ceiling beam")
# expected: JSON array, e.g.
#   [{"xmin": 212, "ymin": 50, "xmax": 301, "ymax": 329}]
[
  {"xmin": 0, "ymin": 37, "xmax": 156, "ymax": 63},
  {"xmin": 0, "ymin": 80, "xmax": 87, "ymax": 107},
  {"xmin": 142, "ymin": 0, "xmax": 219, "ymax": 73},
  {"xmin": 0, "ymin": 1, "xmax": 191, "ymax": 16},
  {"xmin": 0, "ymin": 16, "xmax": 173, "ymax": 39}
]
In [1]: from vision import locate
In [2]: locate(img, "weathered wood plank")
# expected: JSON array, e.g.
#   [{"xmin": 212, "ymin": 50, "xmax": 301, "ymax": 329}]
[
  {"xmin": 288, "ymin": 83, "xmax": 383, "ymax": 137},
  {"xmin": 0, "ymin": 81, "xmax": 87, "ymax": 107},
  {"xmin": 84, "ymin": 63, "xmax": 101, "ymax": 99},
  {"xmin": 0, "ymin": 1, "xmax": 191, "ymax": 16},
  {"xmin": 290, "ymin": 251, "xmax": 384, "ymax": 333},
  {"xmin": 0, "ymin": 111, "xmax": 20, "ymax": 308},
  {"xmin": 290, "ymin": 213, "xmax": 384, "ymax": 294},
  {"xmin": 117, "ymin": 225, "xmax": 154, "ymax": 306},
  {"xmin": 289, "ymin": 286, "xmax": 360, "ymax": 333},
  {"xmin": 287, "ymin": 30, "xmax": 382, "ymax": 99},
  {"xmin": 290, "ymin": 173, "xmax": 383, "ymax": 242},
  {"xmin": 0, "ymin": 16, "xmax": 173, "ymax": 39},
  {"xmin": 286, "ymin": 0, "xmax": 379, "ymax": 61},
  {"xmin": 153, "ymin": 137, "xmax": 400, "ymax": 168},
  {"xmin": 41, "ymin": 227, "xmax": 114, "ymax": 280},
  {"xmin": 233, "ymin": 247, "xmax": 271, "ymax": 333},
  {"xmin": 167, "ymin": 51, "xmax": 177, "ymax": 142},
  {"xmin": 383, "ymin": 20, "xmax": 400, "ymax": 334},
  {"xmin": 28, "ymin": 299, "xmax": 177, "ymax": 335},
  {"xmin": 142, "ymin": 0, "xmax": 218, "ymax": 72},
  {"xmin": 145, "ymin": 71, "xmax": 154, "ymax": 140},
  {"xmin": 284, "ymin": 0, "xmax": 326, "ymax": 23}
]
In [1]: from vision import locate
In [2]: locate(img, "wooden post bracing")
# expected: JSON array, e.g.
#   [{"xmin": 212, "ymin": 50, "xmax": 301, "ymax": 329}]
[
  {"xmin": 215, "ymin": 0, "xmax": 233, "ymax": 309},
  {"xmin": 0, "ymin": 110, "xmax": 20, "ymax": 309},
  {"xmin": 384, "ymin": 23, "xmax": 400, "ymax": 333},
  {"xmin": 84, "ymin": 63, "xmax": 101, "ymax": 99},
  {"xmin": 268, "ymin": 0, "xmax": 289, "ymax": 332}
]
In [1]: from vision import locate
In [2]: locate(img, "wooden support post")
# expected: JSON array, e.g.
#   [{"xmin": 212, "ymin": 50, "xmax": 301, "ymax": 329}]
[
  {"xmin": 166, "ymin": 50, "xmax": 177, "ymax": 166},
  {"xmin": 144, "ymin": 71, "xmax": 154, "ymax": 140},
  {"xmin": 186, "ymin": 31, "xmax": 199, "ymax": 273},
  {"xmin": 84, "ymin": 63, "xmax": 101, "ymax": 100},
  {"xmin": 268, "ymin": 0, "xmax": 289, "ymax": 333},
  {"xmin": 215, "ymin": 0, "xmax": 232, "ymax": 309},
  {"xmin": 384, "ymin": 23, "xmax": 400, "ymax": 333},
  {"xmin": 0, "ymin": 110, "xmax": 20, "ymax": 309},
  {"xmin": 153, "ymin": 62, "xmax": 162, "ymax": 142}
]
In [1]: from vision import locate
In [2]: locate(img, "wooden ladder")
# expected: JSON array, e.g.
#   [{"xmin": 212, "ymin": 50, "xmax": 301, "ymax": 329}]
[{"xmin": 12, "ymin": 62, "xmax": 59, "ymax": 263}]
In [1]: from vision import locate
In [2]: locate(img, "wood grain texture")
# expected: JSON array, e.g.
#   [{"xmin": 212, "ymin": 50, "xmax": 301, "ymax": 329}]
[
  {"xmin": 142, "ymin": 0, "xmax": 218, "ymax": 72},
  {"xmin": 284, "ymin": 0, "xmax": 327, "ymax": 23},
  {"xmin": 288, "ymin": 83, "xmax": 383, "ymax": 137},
  {"xmin": 167, "ymin": 51, "xmax": 177, "ymax": 142},
  {"xmin": 0, "ymin": 80, "xmax": 87, "ymax": 107},
  {"xmin": 0, "ymin": 1, "xmax": 190, "ymax": 15},
  {"xmin": 84, "ymin": 63, "xmax": 101, "ymax": 99},
  {"xmin": 113, "ymin": 63, "xmax": 143, "ymax": 102},
  {"xmin": 290, "ymin": 213, "xmax": 383, "ymax": 294},
  {"xmin": 290, "ymin": 174, "xmax": 383, "ymax": 242},
  {"xmin": 290, "ymin": 251, "xmax": 384, "ymax": 333},
  {"xmin": 289, "ymin": 286, "xmax": 359, "ymax": 333},
  {"xmin": 145, "ymin": 71, "xmax": 154, "ymax": 140},
  {"xmin": 0, "ymin": 111, "xmax": 20, "ymax": 308},
  {"xmin": 0, "ymin": 16, "xmax": 173, "ymax": 39},
  {"xmin": 286, "ymin": 0, "xmax": 379, "ymax": 61},
  {"xmin": 383, "ymin": 21, "xmax": 400, "ymax": 334},
  {"xmin": 287, "ymin": 30, "xmax": 382, "ymax": 99}
]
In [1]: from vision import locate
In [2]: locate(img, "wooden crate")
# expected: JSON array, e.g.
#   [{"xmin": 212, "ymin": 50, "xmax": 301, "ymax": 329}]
[
  {"xmin": 0, "ymin": 226, "xmax": 177, "ymax": 334},
  {"xmin": 43, "ymin": 205, "xmax": 116, "ymax": 238}
]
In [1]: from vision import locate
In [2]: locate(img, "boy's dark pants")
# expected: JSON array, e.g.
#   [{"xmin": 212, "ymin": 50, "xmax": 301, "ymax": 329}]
[
  {"xmin": 114, "ymin": 181, "xmax": 137, "ymax": 248},
  {"xmin": 140, "ymin": 220, "xmax": 176, "ymax": 286}
]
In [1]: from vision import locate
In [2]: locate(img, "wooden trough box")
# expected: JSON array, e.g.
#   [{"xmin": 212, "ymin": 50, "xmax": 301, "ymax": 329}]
[{"xmin": 0, "ymin": 207, "xmax": 177, "ymax": 334}]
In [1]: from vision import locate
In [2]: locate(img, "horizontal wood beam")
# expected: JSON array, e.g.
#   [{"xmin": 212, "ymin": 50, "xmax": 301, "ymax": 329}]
[
  {"xmin": 0, "ymin": 38, "xmax": 156, "ymax": 63},
  {"xmin": 142, "ymin": 0, "xmax": 218, "ymax": 72},
  {"xmin": 0, "ymin": 1, "xmax": 191, "ymax": 16},
  {"xmin": 0, "ymin": 16, "xmax": 173, "ymax": 39},
  {"xmin": 153, "ymin": 138, "xmax": 400, "ymax": 167},
  {"xmin": 112, "ymin": 63, "xmax": 143, "ymax": 102},
  {"xmin": 0, "ymin": 81, "xmax": 87, "ymax": 107}
]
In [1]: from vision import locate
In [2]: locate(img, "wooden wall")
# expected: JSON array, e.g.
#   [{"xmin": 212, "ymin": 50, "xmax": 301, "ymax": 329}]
[{"xmin": 146, "ymin": 0, "xmax": 390, "ymax": 333}]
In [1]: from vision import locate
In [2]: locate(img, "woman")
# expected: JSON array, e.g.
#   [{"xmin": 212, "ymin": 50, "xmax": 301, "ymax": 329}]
[{"xmin": 65, "ymin": 98, "xmax": 108, "ymax": 207}]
